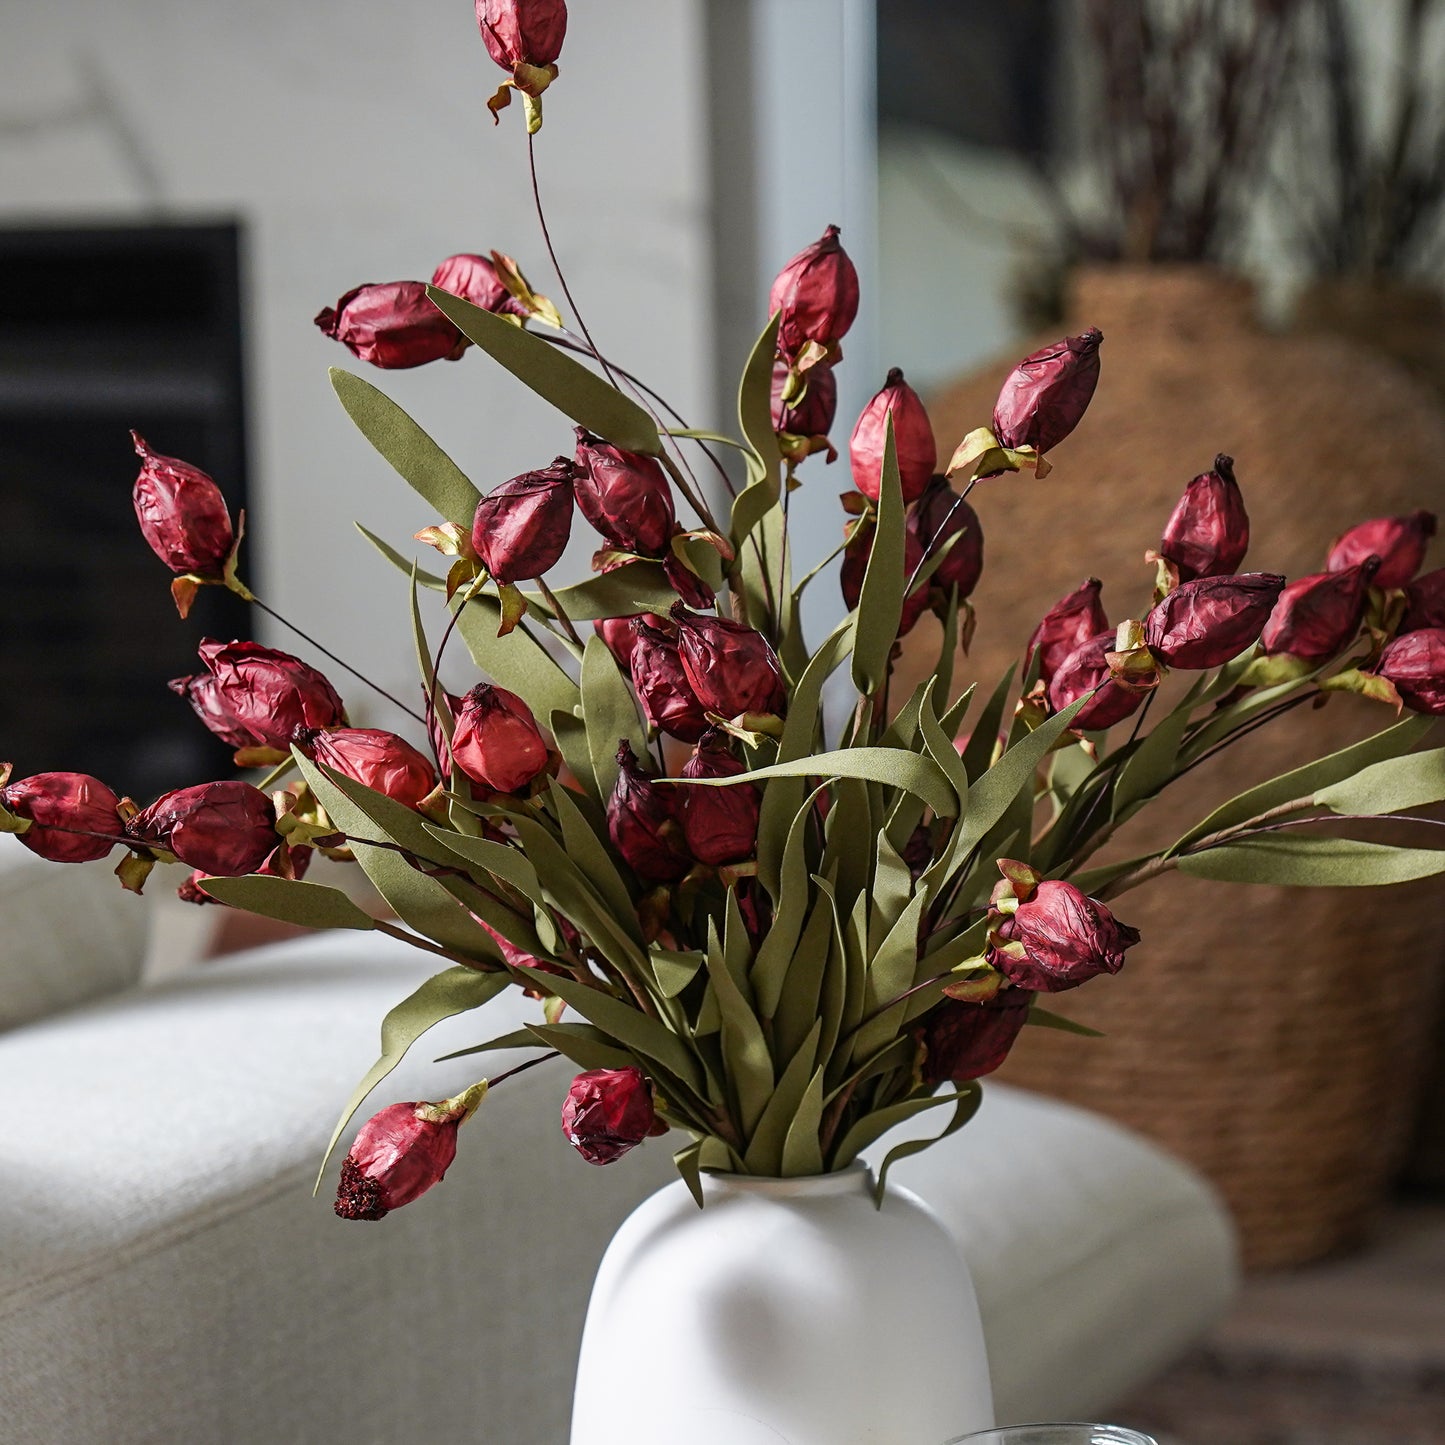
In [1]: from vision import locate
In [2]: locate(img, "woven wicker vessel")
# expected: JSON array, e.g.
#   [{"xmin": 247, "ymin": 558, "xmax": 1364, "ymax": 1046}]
[{"xmin": 908, "ymin": 265, "xmax": 1445, "ymax": 1270}]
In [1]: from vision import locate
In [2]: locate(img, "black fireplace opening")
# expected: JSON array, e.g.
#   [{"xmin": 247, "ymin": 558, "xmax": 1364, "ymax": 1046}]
[{"xmin": 0, "ymin": 222, "xmax": 251, "ymax": 804}]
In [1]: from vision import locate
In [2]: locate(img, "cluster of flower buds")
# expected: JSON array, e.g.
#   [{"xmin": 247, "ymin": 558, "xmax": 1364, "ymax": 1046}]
[
  {"xmin": 561, "ymin": 1065, "xmax": 666, "ymax": 1165},
  {"xmin": 629, "ymin": 618, "xmax": 711, "ymax": 742},
  {"xmin": 477, "ymin": 0, "xmax": 568, "ymax": 130}
]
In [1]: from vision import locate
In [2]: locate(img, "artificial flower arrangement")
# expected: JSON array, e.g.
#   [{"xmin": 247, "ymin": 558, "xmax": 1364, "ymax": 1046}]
[{"xmin": 5, "ymin": 0, "xmax": 1445, "ymax": 1223}]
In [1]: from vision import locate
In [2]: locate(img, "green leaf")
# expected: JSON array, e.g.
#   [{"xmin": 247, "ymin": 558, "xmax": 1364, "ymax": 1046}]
[
  {"xmin": 851, "ymin": 892, "xmax": 930, "ymax": 1064},
  {"xmin": 355, "ymin": 523, "xmax": 447, "ymax": 591},
  {"xmin": 1179, "ymin": 834, "xmax": 1445, "ymax": 887},
  {"xmin": 1315, "ymin": 747, "xmax": 1445, "ymax": 817},
  {"xmin": 743, "ymin": 1020, "xmax": 823, "ymax": 1174},
  {"xmin": 426, "ymin": 286, "xmax": 661, "ymax": 455},
  {"xmin": 780, "ymin": 1065, "xmax": 826, "ymax": 1177},
  {"xmin": 770, "ymin": 890, "xmax": 838, "ymax": 1067},
  {"xmin": 453, "ymin": 592, "xmax": 580, "ymax": 722},
  {"xmin": 198, "ymin": 875, "xmax": 377, "ymax": 931},
  {"xmin": 650, "ymin": 948, "xmax": 704, "ymax": 998},
  {"xmin": 548, "ymin": 782, "xmax": 642, "ymax": 941},
  {"xmin": 435, "ymin": 1026, "xmax": 549, "ymax": 1062},
  {"xmin": 958, "ymin": 664, "xmax": 1016, "ymax": 782},
  {"xmin": 525, "ymin": 1020, "xmax": 636, "ymax": 1073},
  {"xmin": 524, "ymin": 562, "xmax": 678, "ymax": 621},
  {"xmin": 851, "ymin": 420, "xmax": 906, "ymax": 696},
  {"xmin": 703, "ymin": 913, "xmax": 775, "ymax": 1136},
  {"xmin": 1111, "ymin": 676, "xmax": 1208, "ymax": 817},
  {"xmin": 581, "ymin": 635, "xmax": 647, "ymax": 804},
  {"xmin": 331, "ymin": 370, "xmax": 481, "ymax": 527},
  {"xmin": 1026, "ymin": 1006, "xmax": 1104, "ymax": 1039},
  {"xmin": 665, "ymin": 427, "xmax": 754, "ymax": 453},
  {"xmin": 870, "ymin": 1086, "xmax": 983, "ymax": 1204},
  {"xmin": 736, "ymin": 313, "xmax": 782, "ymax": 502},
  {"xmin": 674, "ymin": 1137, "xmax": 706, "ymax": 1209},
  {"xmin": 549, "ymin": 707, "xmax": 598, "ymax": 805}
]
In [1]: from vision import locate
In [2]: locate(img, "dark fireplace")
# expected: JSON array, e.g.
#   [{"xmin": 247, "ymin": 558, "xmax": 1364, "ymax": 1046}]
[{"xmin": 0, "ymin": 222, "xmax": 250, "ymax": 802}]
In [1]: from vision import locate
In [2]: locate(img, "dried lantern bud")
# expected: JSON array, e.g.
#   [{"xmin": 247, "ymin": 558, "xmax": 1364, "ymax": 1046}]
[
  {"xmin": 670, "ymin": 604, "xmax": 786, "ymax": 720},
  {"xmin": 1158, "ymin": 454, "xmax": 1250, "ymax": 582},
  {"xmin": 1402, "ymin": 569, "xmax": 1445, "ymax": 633},
  {"xmin": 1143, "ymin": 573, "xmax": 1286, "ymax": 670},
  {"xmin": 840, "ymin": 520, "xmax": 929, "ymax": 638},
  {"xmin": 768, "ymin": 224, "xmax": 860, "ymax": 365},
  {"xmin": 679, "ymin": 728, "xmax": 761, "ymax": 866},
  {"xmin": 470, "ymin": 457, "xmax": 576, "ymax": 585},
  {"xmin": 572, "ymin": 428, "xmax": 676, "ymax": 558},
  {"xmin": 1375, "ymin": 628, "xmax": 1445, "ymax": 715},
  {"xmin": 629, "ymin": 619, "xmax": 711, "ymax": 743},
  {"xmin": 477, "ymin": 0, "xmax": 567, "ymax": 71},
  {"xmin": 561, "ymin": 1066, "xmax": 665, "ymax": 1166},
  {"xmin": 126, "ymin": 780, "xmax": 278, "ymax": 877},
  {"xmin": 293, "ymin": 727, "xmax": 439, "ymax": 811},
  {"xmin": 991, "ymin": 327, "xmax": 1103, "ymax": 456},
  {"xmin": 989, "ymin": 875, "xmax": 1140, "ymax": 993},
  {"xmin": 1261, "ymin": 558, "xmax": 1379, "ymax": 663},
  {"xmin": 335, "ymin": 1082, "xmax": 488, "ymax": 1220},
  {"xmin": 771, "ymin": 356, "xmax": 838, "ymax": 458},
  {"xmin": 1027, "ymin": 579, "xmax": 1109, "ymax": 686},
  {"xmin": 430, "ymin": 253, "xmax": 527, "ymax": 319},
  {"xmin": 664, "ymin": 553, "xmax": 716, "ymax": 610},
  {"xmin": 1047, "ymin": 632, "xmax": 1149, "ymax": 731},
  {"xmin": 916, "ymin": 993, "xmax": 1032, "ymax": 1086},
  {"xmin": 594, "ymin": 614, "xmax": 651, "ymax": 670},
  {"xmin": 1, "ymin": 772, "xmax": 123, "ymax": 864},
  {"xmin": 908, "ymin": 476, "xmax": 985, "ymax": 603},
  {"xmin": 450, "ymin": 683, "xmax": 551, "ymax": 794},
  {"xmin": 850, "ymin": 369, "xmax": 938, "ymax": 506},
  {"xmin": 607, "ymin": 741, "xmax": 691, "ymax": 884},
  {"xmin": 314, "ymin": 281, "xmax": 467, "ymax": 369},
  {"xmin": 130, "ymin": 432, "xmax": 235, "ymax": 578},
  {"xmin": 1327, "ymin": 510, "xmax": 1436, "ymax": 590}
]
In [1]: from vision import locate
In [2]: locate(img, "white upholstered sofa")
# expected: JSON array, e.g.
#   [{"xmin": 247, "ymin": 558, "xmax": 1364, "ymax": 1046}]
[{"xmin": 0, "ymin": 839, "xmax": 1238, "ymax": 1443}]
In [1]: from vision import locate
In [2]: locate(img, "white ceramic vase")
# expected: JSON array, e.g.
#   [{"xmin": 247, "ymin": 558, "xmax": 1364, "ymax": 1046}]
[{"xmin": 569, "ymin": 1161, "xmax": 994, "ymax": 1445}]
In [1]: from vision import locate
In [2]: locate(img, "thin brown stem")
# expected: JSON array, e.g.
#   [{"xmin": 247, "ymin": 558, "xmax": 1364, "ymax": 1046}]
[
  {"xmin": 535, "ymin": 576, "xmax": 584, "ymax": 649},
  {"xmin": 488, "ymin": 1050, "xmax": 562, "ymax": 1088},
  {"xmin": 371, "ymin": 917, "xmax": 503, "ymax": 972}
]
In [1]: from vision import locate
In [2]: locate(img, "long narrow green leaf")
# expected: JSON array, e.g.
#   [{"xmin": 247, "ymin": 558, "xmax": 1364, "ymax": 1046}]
[
  {"xmin": 959, "ymin": 664, "xmax": 1016, "ymax": 782},
  {"xmin": 1179, "ymin": 834, "xmax": 1445, "ymax": 886},
  {"xmin": 523, "ymin": 562, "xmax": 678, "ymax": 621},
  {"xmin": 870, "ymin": 1086, "xmax": 983, "ymax": 1204},
  {"xmin": 581, "ymin": 635, "xmax": 648, "ymax": 804},
  {"xmin": 1315, "ymin": 747, "xmax": 1445, "ymax": 817},
  {"xmin": 736, "ymin": 313, "xmax": 782, "ymax": 504},
  {"xmin": 199, "ymin": 875, "xmax": 377, "ymax": 930},
  {"xmin": 355, "ymin": 523, "xmax": 447, "ymax": 591}
]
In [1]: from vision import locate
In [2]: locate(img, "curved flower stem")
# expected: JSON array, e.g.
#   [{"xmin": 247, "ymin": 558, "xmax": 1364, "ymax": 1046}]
[
  {"xmin": 535, "ymin": 576, "xmax": 584, "ymax": 649},
  {"xmin": 903, "ymin": 475, "xmax": 982, "ymax": 596},
  {"xmin": 488, "ymin": 1049, "xmax": 562, "ymax": 1088}
]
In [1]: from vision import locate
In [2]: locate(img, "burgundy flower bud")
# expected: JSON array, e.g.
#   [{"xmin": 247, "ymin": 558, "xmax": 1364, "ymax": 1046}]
[
  {"xmin": 850, "ymin": 369, "xmax": 937, "ymax": 506},
  {"xmin": 127, "ymin": 780, "xmax": 277, "ymax": 877},
  {"xmin": 561, "ymin": 1066, "xmax": 662, "ymax": 1166},
  {"xmin": 768, "ymin": 224, "xmax": 860, "ymax": 363},
  {"xmin": 1376, "ymin": 628, "xmax": 1445, "ymax": 715},
  {"xmin": 470, "ymin": 457, "xmax": 575, "ymax": 584},
  {"xmin": 314, "ymin": 281, "xmax": 467, "ymax": 369},
  {"xmin": 917, "ymin": 993, "xmax": 1032, "ymax": 1086},
  {"xmin": 1402, "ymin": 568, "xmax": 1445, "ymax": 633},
  {"xmin": 1159, "ymin": 454, "xmax": 1250, "ymax": 582},
  {"xmin": 1027, "ymin": 579, "xmax": 1109, "ymax": 686},
  {"xmin": 670, "ymin": 604, "xmax": 786, "ymax": 719},
  {"xmin": 1327, "ymin": 510, "xmax": 1436, "ymax": 590},
  {"xmin": 1047, "ymin": 632, "xmax": 1148, "ymax": 731},
  {"xmin": 2, "ymin": 772, "xmax": 122, "ymax": 864},
  {"xmin": 771, "ymin": 357, "xmax": 837, "ymax": 439},
  {"xmin": 430, "ymin": 253, "xmax": 526, "ymax": 318},
  {"xmin": 170, "ymin": 640, "xmax": 347, "ymax": 754},
  {"xmin": 293, "ymin": 727, "xmax": 438, "ymax": 811},
  {"xmin": 664, "ymin": 554, "xmax": 716, "ymax": 610},
  {"xmin": 476, "ymin": 0, "xmax": 568, "ymax": 72},
  {"xmin": 607, "ymin": 741, "xmax": 690, "ymax": 883},
  {"xmin": 594, "ymin": 614, "xmax": 646, "ymax": 668},
  {"xmin": 1261, "ymin": 559, "xmax": 1379, "ymax": 662},
  {"xmin": 572, "ymin": 428, "xmax": 676, "ymax": 557},
  {"xmin": 1143, "ymin": 573, "xmax": 1286, "ymax": 670},
  {"xmin": 680, "ymin": 729, "xmax": 761, "ymax": 866},
  {"xmin": 990, "ymin": 879, "xmax": 1140, "ymax": 993},
  {"xmin": 840, "ymin": 521, "xmax": 929, "ymax": 638},
  {"xmin": 629, "ymin": 620, "xmax": 710, "ymax": 742},
  {"xmin": 450, "ymin": 683, "xmax": 550, "ymax": 794},
  {"xmin": 992, "ymin": 327, "xmax": 1103, "ymax": 455},
  {"xmin": 130, "ymin": 432, "xmax": 235, "ymax": 577},
  {"xmin": 908, "ymin": 475, "xmax": 984, "ymax": 602}
]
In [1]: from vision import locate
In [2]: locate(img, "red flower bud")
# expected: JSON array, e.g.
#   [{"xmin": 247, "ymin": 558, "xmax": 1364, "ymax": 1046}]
[
  {"xmin": 593, "ymin": 615, "xmax": 652, "ymax": 670},
  {"xmin": 314, "ymin": 281, "xmax": 467, "ymax": 369},
  {"xmin": 573, "ymin": 428, "xmax": 676, "ymax": 557},
  {"xmin": 1159, "ymin": 454, "xmax": 1250, "ymax": 581},
  {"xmin": 1261, "ymin": 559, "xmax": 1379, "ymax": 663},
  {"xmin": 607, "ymin": 741, "xmax": 690, "ymax": 883},
  {"xmin": 768, "ymin": 224, "xmax": 860, "ymax": 363},
  {"xmin": 840, "ymin": 520, "xmax": 929, "ymax": 638},
  {"xmin": 1402, "ymin": 569, "xmax": 1445, "ymax": 633},
  {"xmin": 1027, "ymin": 579, "xmax": 1109, "ymax": 686},
  {"xmin": 771, "ymin": 357, "xmax": 837, "ymax": 440},
  {"xmin": 916, "ymin": 993, "xmax": 1032, "ymax": 1086},
  {"xmin": 850, "ymin": 369, "xmax": 937, "ymax": 506},
  {"xmin": 476, "ymin": 0, "xmax": 568, "ymax": 72},
  {"xmin": 664, "ymin": 554, "xmax": 716, "ymax": 610},
  {"xmin": 670, "ymin": 604, "xmax": 786, "ymax": 719},
  {"xmin": 1, "ymin": 772, "xmax": 122, "ymax": 864},
  {"xmin": 1327, "ymin": 510, "xmax": 1436, "ymax": 590},
  {"xmin": 992, "ymin": 327, "xmax": 1103, "ymax": 455},
  {"xmin": 170, "ymin": 640, "xmax": 347, "ymax": 754},
  {"xmin": 1143, "ymin": 573, "xmax": 1286, "ymax": 670},
  {"xmin": 470, "ymin": 457, "xmax": 575, "ymax": 584},
  {"xmin": 450, "ymin": 684, "xmax": 551, "ymax": 794},
  {"xmin": 130, "ymin": 432, "xmax": 235, "ymax": 577},
  {"xmin": 908, "ymin": 476, "xmax": 985, "ymax": 602},
  {"xmin": 430, "ymin": 253, "xmax": 527, "ymax": 318},
  {"xmin": 1376, "ymin": 628, "xmax": 1445, "ymax": 715},
  {"xmin": 1047, "ymin": 632, "xmax": 1148, "ymax": 731},
  {"xmin": 127, "ymin": 780, "xmax": 278, "ymax": 877},
  {"xmin": 293, "ymin": 727, "xmax": 438, "ymax": 810},
  {"xmin": 629, "ymin": 619, "xmax": 710, "ymax": 742},
  {"xmin": 990, "ymin": 879, "xmax": 1140, "ymax": 993},
  {"xmin": 680, "ymin": 729, "xmax": 761, "ymax": 866},
  {"xmin": 561, "ymin": 1066, "xmax": 662, "ymax": 1166}
]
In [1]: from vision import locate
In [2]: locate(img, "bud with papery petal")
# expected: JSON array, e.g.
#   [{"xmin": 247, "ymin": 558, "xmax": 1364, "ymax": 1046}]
[
  {"xmin": 992, "ymin": 328, "xmax": 1103, "ymax": 457},
  {"xmin": 629, "ymin": 619, "xmax": 710, "ymax": 742},
  {"xmin": 450, "ymin": 684, "xmax": 551, "ymax": 794},
  {"xmin": 430, "ymin": 253, "xmax": 527, "ymax": 319},
  {"xmin": 470, "ymin": 458, "xmax": 575, "ymax": 584},
  {"xmin": 772, "ymin": 357, "xmax": 837, "ymax": 458},
  {"xmin": 1327, "ymin": 510, "xmax": 1436, "ymax": 590},
  {"xmin": 477, "ymin": 0, "xmax": 567, "ymax": 70},
  {"xmin": 130, "ymin": 432, "xmax": 235, "ymax": 578},
  {"xmin": 572, "ymin": 428, "xmax": 675, "ymax": 557},
  {"xmin": 916, "ymin": 992, "xmax": 1032, "ymax": 1086},
  {"xmin": 768, "ymin": 224, "xmax": 860, "ymax": 365},
  {"xmin": 679, "ymin": 729, "xmax": 760, "ymax": 866},
  {"xmin": 840, "ymin": 521, "xmax": 929, "ymax": 638},
  {"xmin": 1158, "ymin": 454, "xmax": 1250, "ymax": 582},
  {"xmin": 1, "ymin": 772, "xmax": 123, "ymax": 864},
  {"xmin": 607, "ymin": 741, "xmax": 690, "ymax": 883},
  {"xmin": 670, "ymin": 604, "xmax": 786, "ymax": 719},
  {"xmin": 1143, "ymin": 573, "xmax": 1286, "ymax": 670},
  {"xmin": 561, "ymin": 1066, "xmax": 663, "ymax": 1166},
  {"xmin": 664, "ymin": 554, "xmax": 716, "ymax": 610},
  {"xmin": 850, "ymin": 369, "xmax": 937, "ymax": 506},
  {"xmin": 1376, "ymin": 628, "xmax": 1445, "ymax": 715},
  {"xmin": 293, "ymin": 727, "xmax": 438, "ymax": 811},
  {"xmin": 1047, "ymin": 632, "xmax": 1150, "ymax": 731},
  {"xmin": 335, "ymin": 1082, "xmax": 487, "ymax": 1220},
  {"xmin": 127, "ymin": 780, "xmax": 278, "ymax": 877},
  {"xmin": 1262, "ymin": 558, "xmax": 1379, "ymax": 663},
  {"xmin": 988, "ymin": 868, "xmax": 1140, "ymax": 993},
  {"xmin": 593, "ymin": 615, "xmax": 642, "ymax": 669},
  {"xmin": 908, "ymin": 476, "xmax": 984, "ymax": 603},
  {"xmin": 1027, "ymin": 579, "xmax": 1109, "ymax": 686},
  {"xmin": 1402, "ymin": 569, "xmax": 1445, "ymax": 633},
  {"xmin": 314, "ymin": 281, "xmax": 467, "ymax": 369}
]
